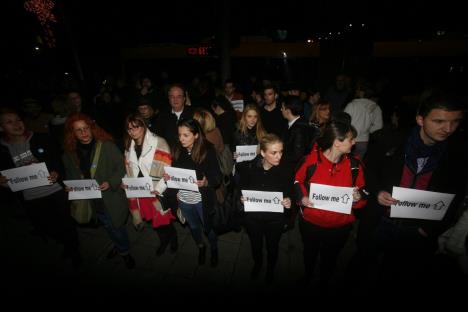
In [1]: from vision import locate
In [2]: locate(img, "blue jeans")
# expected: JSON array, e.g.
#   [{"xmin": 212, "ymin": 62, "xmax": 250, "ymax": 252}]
[
  {"xmin": 96, "ymin": 210, "xmax": 130, "ymax": 255},
  {"xmin": 179, "ymin": 201, "xmax": 217, "ymax": 249}
]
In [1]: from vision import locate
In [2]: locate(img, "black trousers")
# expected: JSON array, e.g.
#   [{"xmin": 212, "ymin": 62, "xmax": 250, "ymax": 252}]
[
  {"xmin": 244, "ymin": 213, "xmax": 284, "ymax": 270},
  {"xmin": 299, "ymin": 217, "xmax": 352, "ymax": 285}
]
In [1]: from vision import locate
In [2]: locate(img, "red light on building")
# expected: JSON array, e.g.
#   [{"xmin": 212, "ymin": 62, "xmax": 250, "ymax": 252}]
[{"xmin": 187, "ymin": 46, "xmax": 212, "ymax": 56}]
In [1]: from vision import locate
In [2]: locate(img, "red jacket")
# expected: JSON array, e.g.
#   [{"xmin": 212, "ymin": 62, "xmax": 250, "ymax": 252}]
[{"xmin": 295, "ymin": 148, "xmax": 367, "ymax": 228}]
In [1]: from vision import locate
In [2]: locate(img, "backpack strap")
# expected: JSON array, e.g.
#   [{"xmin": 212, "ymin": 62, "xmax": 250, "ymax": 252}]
[
  {"xmin": 348, "ymin": 155, "xmax": 370, "ymax": 199},
  {"xmin": 90, "ymin": 141, "xmax": 102, "ymax": 179},
  {"xmin": 349, "ymin": 156, "xmax": 360, "ymax": 186}
]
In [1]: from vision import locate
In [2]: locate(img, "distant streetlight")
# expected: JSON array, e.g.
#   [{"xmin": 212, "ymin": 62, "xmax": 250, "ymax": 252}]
[
  {"xmin": 34, "ymin": 46, "xmax": 40, "ymax": 51},
  {"xmin": 282, "ymin": 51, "xmax": 288, "ymax": 58}
]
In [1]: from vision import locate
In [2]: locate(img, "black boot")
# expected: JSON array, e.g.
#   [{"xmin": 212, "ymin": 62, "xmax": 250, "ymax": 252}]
[
  {"xmin": 122, "ymin": 254, "xmax": 135, "ymax": 269},
  {"xmin": 198, "ymin": 245, "xmax": 206, "ymax": 265},
  {"xmin": 265, "ymin": 265, "xmax": 275, "ymax": 284},
  {"xmin": 156, "ymin": 243, "xmax": 169, "ymax": 256},
  {"xmin": 250, "ymin": 262, "xmax": 262, "ymax": 280},
  {"xmin": 170, "ymin": 234, "xmax": 178, "ymax": 253},
  {"xmin": 210, "ymin": 248, "xmax": 218, "ymax": 267},
  {"xmin": 155, "ymin": 226, "xmax": 170, "ymax": 256}
]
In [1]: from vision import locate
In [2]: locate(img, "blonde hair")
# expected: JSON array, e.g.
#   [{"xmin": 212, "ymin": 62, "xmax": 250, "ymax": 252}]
[
  {"xmin": 193, "ymin": 109, "xmax": 216, "ymax": 132},
  {"xmin": 309, "ymin": 99, "xmax": 331, "ymax": 125},
  {"xmin": 239, "ymin": 104, "xmax": 266, "ymax": 140},
  {"xmin": 259, "ymin": 133, "xmax": 283, "ymax": 152}
]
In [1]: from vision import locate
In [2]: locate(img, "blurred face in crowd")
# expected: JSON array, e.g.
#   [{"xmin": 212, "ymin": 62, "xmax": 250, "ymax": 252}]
[
  {"xmin": 317, "ymin": 103, "xmax": 331, "ymax": 123},
  {"xmin": 224, "ymin": 82, "xmax": 235, "ymax": 97},
  {"xmin": 68, "ymin": 92, "xmax": 82, "ymax": 112},
  {"xmin": 261, "ymin": 142, "xmax": 283, "ymax": 169},
  {"xmin": 263, "ymin": 88, "xmax": 277, "ymax": 106},
  {"xmin": 138, "ymin": 104, "xmax": 154, "ymax": 119},
  {"xmin": 417, "ymin": 108, "xmax": 463, "ymax": 145},
  {"xmin": 127, "ymin": 122, "xmax": 145, "ymax": 145},
  {"xmin": 72, "ymin": 120, "xmax": 93, "ymax": 144},
  {"xmin": 308, "ymin": 91, "xmax": 321, "ymax": 105},
  {"xmin": 245, "ymin": 109, "xmax": 258, "ymax": 129},
  {"xmin": 169, "ymin": 86, "xmax": 185, "ymax": 112},
  {"xmin": 178, "ymin": 125, "xmax": 198, "ymax": 150},
  {"xmin": 141, "ymin": 78, "xmax": 152, "ymax": 89},
  {"xmin": 0, "ymin": 113, "xmax": 25, "ymax": 138}
]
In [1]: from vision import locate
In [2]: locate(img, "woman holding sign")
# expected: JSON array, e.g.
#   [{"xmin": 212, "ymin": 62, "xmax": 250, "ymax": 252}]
[
  {"xmin": 122, "ymin": 113, "xmax": 177, "ymax": 256},
  {"xmin": 164, "ymin": 119, "xmax": 222, "ymax": 267},
  {"xmin": 231, "ymin": 104, "xmax": 266, "ymax": 185},
  {"xmin": 62, "ymin": 113, "xmax": 135, "ymax": 269},
  {"xmin": 0, "ymin": 108, "xmax": 81, "ymax": 267},
  {"xmin": 294, "ymin": 121, "xmax": 366, "ymax": 290},
  {"xmin": 238, "ymin": 134, "xmax": 292, "ymax": 284}
]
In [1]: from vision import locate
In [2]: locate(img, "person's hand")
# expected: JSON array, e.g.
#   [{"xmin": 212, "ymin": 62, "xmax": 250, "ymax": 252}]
[
  {"xmin": 352, "ymin": 187, "xmax": 361, "ymax": 202},
  {"xmin": 196, "ymin": 176, "xmax": 208, "ymax": 187},
  {"xmin": 0, "ymin": 175, "xmax": 9, "ymax": 187},
  {"xmin": 150, "ymin": 190, "xmax": 160, "ymax": 196},
  {"xmin": 418, "ymin": 227, "xmax": 428, "ymax": 237},
  {"xmin": 121, "ymin": 183, "xmax": 128, "ymax": 190},
  {"xmin": 47, "ymin": 171, "xmax": 59, "ymax": 184},
  {"xmin": 301, "ymin": 196, "xmax": 314, "ymax": 208},
  {"xmin": 233, "ymin": 152, "xmax": 238, "ymax": 160},
  {"xmin": 99, "ymin": 182, "xmax": 110, "ymax": 191},
  {"xmin": 377, "ymin": 191, "xmax": 398, "ymax": 206},
  {"xmin": 163, "ymin": 173, "xmax": 171, "ymax": 182},
  {"xmin": 282, "ymin": 197, "xmax": 292, "ymax": 209},
  {"xmin": 64, "ymin": 186, "xmax": 72, "ymax": 192},
  {"xmin": 240, "ymin": 196, "xmax": 245, "ymax": 204}
]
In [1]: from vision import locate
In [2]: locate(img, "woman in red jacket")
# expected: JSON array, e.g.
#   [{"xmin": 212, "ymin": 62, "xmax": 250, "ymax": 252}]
[{"xmin": 295, "ymin": 120, "xmax": 367, "ymax": 289}]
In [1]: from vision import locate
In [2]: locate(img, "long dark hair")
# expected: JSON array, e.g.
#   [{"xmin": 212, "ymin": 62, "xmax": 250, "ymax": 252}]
[
  {"xmin": 316, "ymin": 121, "xmax": 357, "ymax": 151},
  {"xmin": 123, "ymin": 113, "xmax": 147, "ymax": 151},
  {"xmin": 173, "ymin": 119, "xmax": 209, "ymax": 164}
]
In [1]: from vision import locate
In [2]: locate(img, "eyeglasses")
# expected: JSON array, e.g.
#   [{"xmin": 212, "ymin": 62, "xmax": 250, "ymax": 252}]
[{"xmin": 73, "ymin": 126, "xmax": 90, "ymax": 134}]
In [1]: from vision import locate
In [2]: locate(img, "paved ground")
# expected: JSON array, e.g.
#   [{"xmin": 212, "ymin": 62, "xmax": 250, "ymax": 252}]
[{"xmin": 1, "ymin": 202, "xmax": 358, "ymax": 300}]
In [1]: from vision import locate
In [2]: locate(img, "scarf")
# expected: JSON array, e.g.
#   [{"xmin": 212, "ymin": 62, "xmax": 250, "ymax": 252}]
[{"xmin": 404, "ymin": 126, "xmax": 447, "ymax": 175}]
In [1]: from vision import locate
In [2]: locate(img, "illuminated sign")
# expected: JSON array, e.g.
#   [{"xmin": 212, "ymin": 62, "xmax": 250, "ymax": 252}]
[{"xmin": 186, "ymin": 46, "xmax": 212, "ymax": 56}]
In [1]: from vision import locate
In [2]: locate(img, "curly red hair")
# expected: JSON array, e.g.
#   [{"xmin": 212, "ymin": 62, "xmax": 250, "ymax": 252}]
[{"xmin": 63, "ymin": 113, "xmax": 114, "ymax": 152}]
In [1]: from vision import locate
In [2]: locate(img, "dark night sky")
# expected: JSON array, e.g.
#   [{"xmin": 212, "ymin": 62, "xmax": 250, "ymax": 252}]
[{"xmin": 8, "ymin": 0, "xmax": 468, "ymax": 50}]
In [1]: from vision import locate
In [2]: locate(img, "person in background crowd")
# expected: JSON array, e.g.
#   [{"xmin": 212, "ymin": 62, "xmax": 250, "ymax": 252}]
[{"xmin": 156, "ymin": 84, "xmax": 194, "ymax": 148}]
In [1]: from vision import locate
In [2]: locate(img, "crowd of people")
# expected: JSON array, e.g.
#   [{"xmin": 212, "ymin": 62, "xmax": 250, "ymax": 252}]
[{"xmin": 1, "ymin": 73, "xmax": 467, "ymax": 294}]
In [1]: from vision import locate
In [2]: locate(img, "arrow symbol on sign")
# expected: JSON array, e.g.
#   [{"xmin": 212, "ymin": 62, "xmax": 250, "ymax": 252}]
[
  {"xmin": 433, "ymin": 201, "xmax": 446, "ymax": 211},
  {"xmin": 341, "ymin": 194, "xmax": 350, "ymax": 204},
  {"xmin": 272, "ymin": 197, "xmax": 281, "ymax": 205}
]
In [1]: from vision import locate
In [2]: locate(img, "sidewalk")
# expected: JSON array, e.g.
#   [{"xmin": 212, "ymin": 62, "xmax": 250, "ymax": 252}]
[{"xmin": 1, "ymin": 209, "xmax": 357, "ymax": 297}]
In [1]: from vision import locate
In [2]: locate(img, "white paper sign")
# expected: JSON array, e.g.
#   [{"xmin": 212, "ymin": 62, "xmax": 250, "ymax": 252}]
[
  {"xmin": 309, "ymin": 183, "xmax": 354, "ymax": 215},
  {"xmin": 231, "ymin": 100, "xmax": 244, "ymax": 112},
  {"xmin": 164, "ymin": 167, "xmax": 199, "ymax": 192},
  {"xmin": 63, "ymin": 180, "xmax": 102, "ymax": 200},
  {"xmin": 235, "ymin": 145, "xmax": 258, "ymax": 163},
  {"xmin": 242, "ymin": 190, "xmax": 284, "ymax": 213},
  {"xmin": 390, "ymin": 187, "xmax": 455, "ymax": 220},
  {"xmin": 1, "ymin": 162, "xmax": 51, "ymax": 192},
  {"xmin": 122, "ymin": 177, "xmax": 154, "ymax": 198}
]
